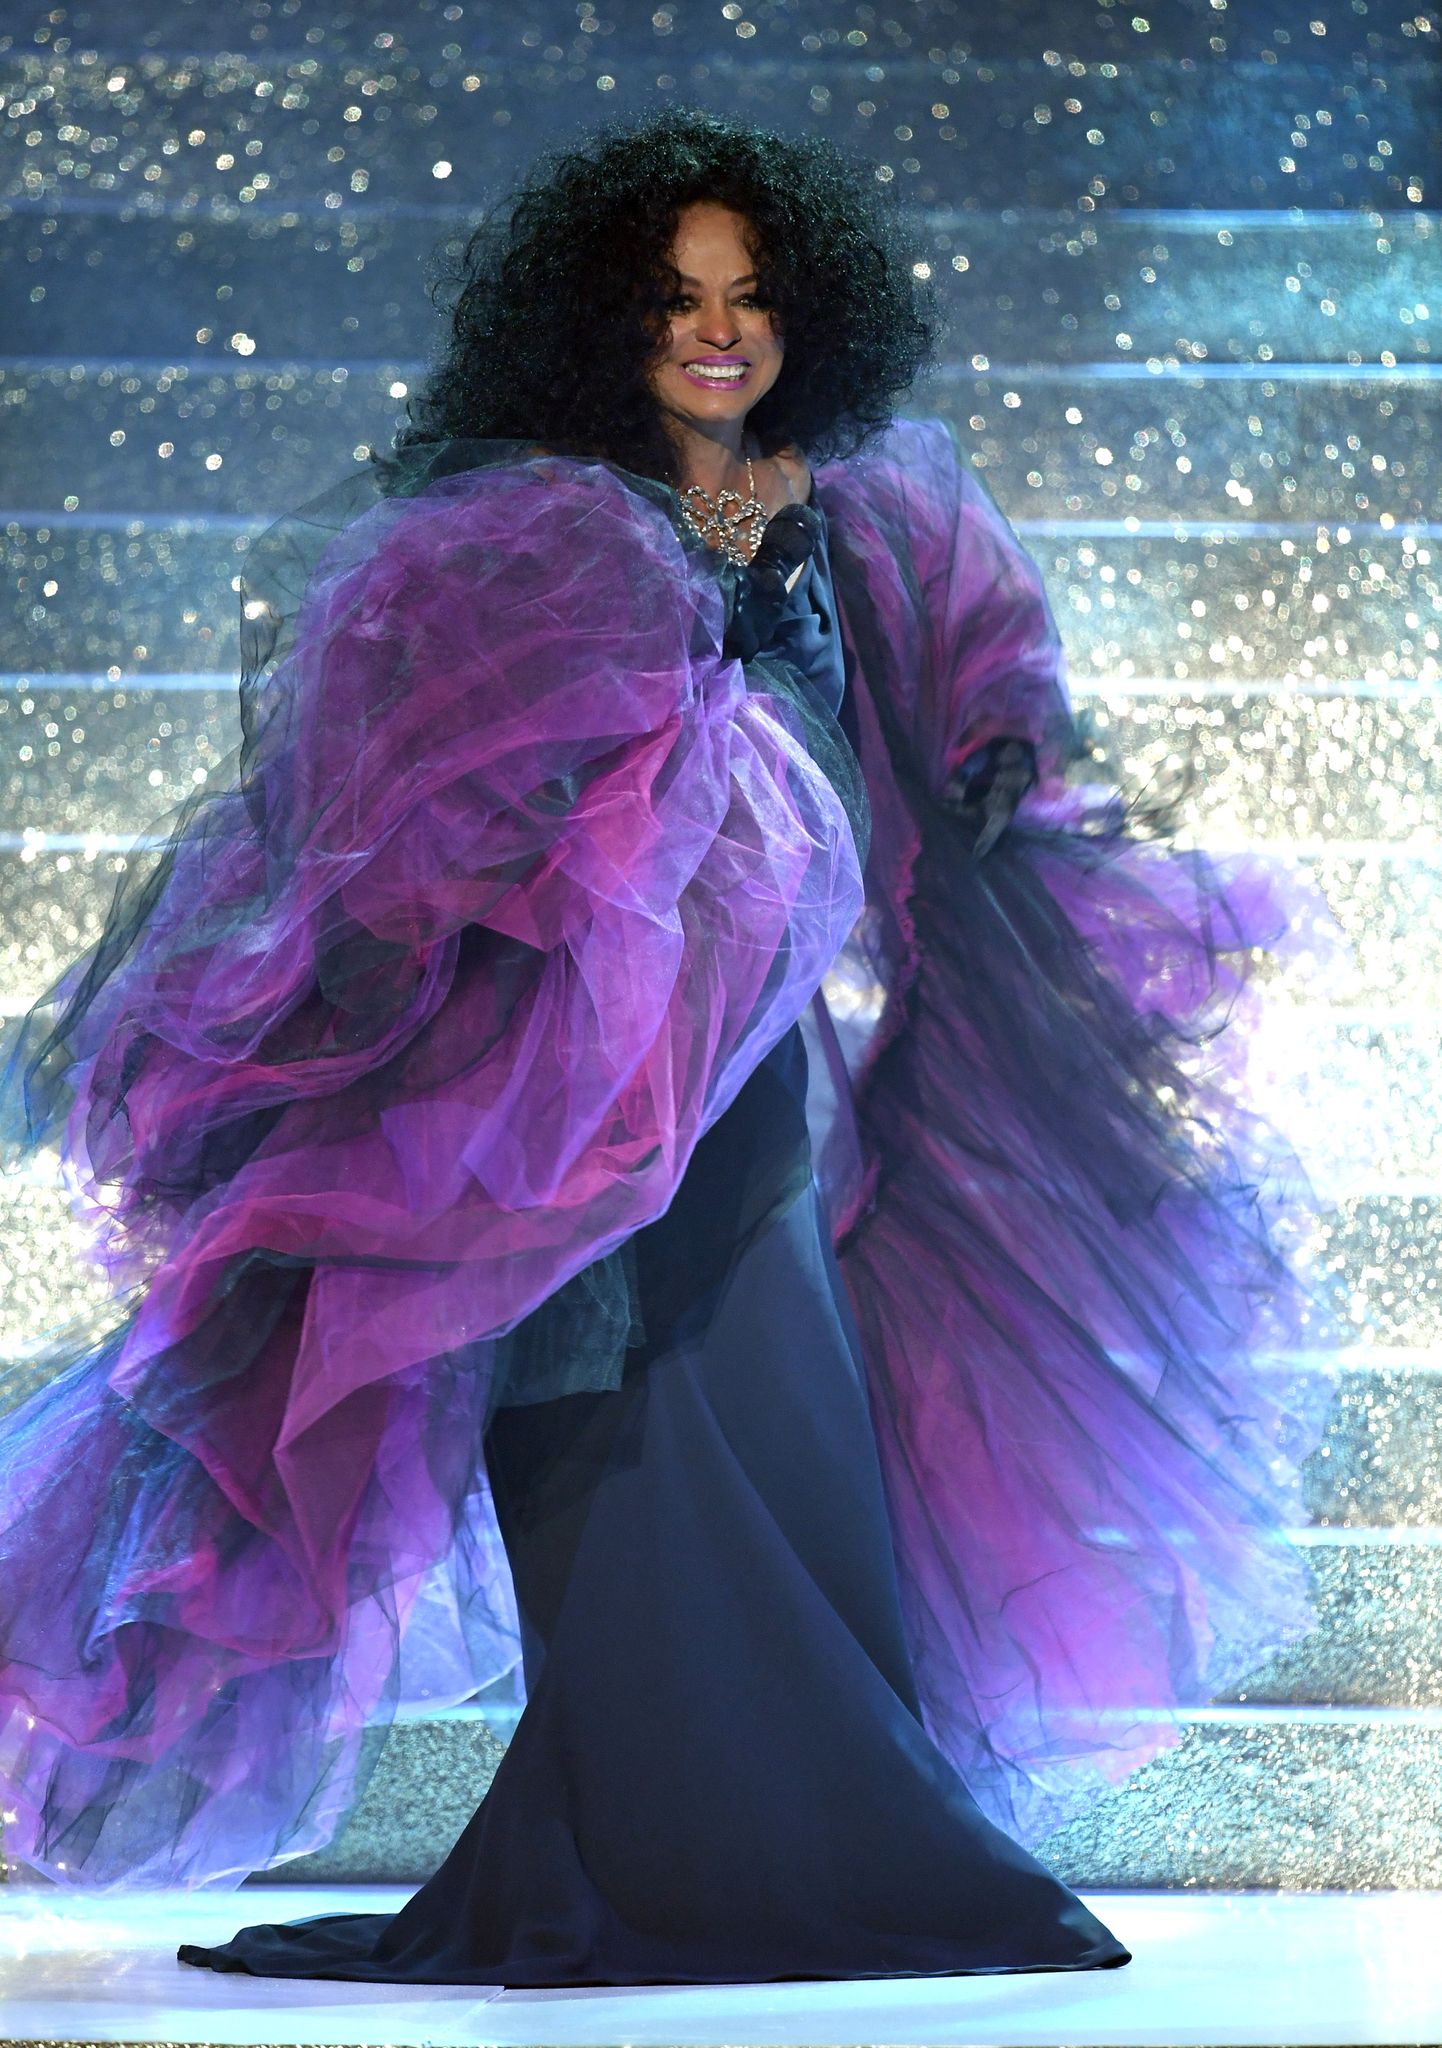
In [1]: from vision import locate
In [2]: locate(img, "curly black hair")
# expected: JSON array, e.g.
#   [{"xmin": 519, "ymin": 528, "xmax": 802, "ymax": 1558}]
[{"xmin": 394, "ymin": 106, "xmax": 937, "ymax": 484}]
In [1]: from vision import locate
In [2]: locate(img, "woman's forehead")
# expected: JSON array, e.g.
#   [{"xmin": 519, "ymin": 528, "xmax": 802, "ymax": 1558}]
[{"xmin": 669, "ymin": 200, "xmax": 754, "ymax": 268}]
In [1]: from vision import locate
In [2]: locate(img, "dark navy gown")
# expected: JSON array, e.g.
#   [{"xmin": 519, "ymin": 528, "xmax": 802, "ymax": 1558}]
[{"xmin": 177, "ymin": 501, "xmax": 1131, "ymax": 1987}]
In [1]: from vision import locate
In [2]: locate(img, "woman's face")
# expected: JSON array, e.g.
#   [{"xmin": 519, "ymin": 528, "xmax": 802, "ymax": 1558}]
[{"xmin": 647, "ymin": 200, "xmax": 784, "ymax": 438}]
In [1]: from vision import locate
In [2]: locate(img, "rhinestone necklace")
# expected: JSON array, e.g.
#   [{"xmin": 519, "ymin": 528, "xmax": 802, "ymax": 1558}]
[{"xmin": 678, "ymin": 453, "xmax": 769, "ymax": 566}]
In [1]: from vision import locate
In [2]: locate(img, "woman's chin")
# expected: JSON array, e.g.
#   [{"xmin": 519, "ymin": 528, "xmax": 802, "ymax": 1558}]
[
  {"xmin": 668, "ymin": 394, "xmax": 751, "ymax": 426},
  {"xmin": 656, "ymin": 372, "xmax": 775, "ymax": 428}
]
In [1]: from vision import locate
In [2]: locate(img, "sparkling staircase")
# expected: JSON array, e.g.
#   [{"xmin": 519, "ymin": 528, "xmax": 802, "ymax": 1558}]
[{"xmin": 0, "ymin": 0, "xmax": 1437, "ymax": 1891}]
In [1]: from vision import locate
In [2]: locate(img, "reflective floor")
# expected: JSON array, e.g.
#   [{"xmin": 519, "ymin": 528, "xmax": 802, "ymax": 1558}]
[{"xmin": 0, "ymin": 1885, "xmax": 1436, "ymax": 2046}]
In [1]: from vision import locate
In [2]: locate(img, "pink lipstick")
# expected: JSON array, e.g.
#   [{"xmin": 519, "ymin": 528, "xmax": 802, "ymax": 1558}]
[{"xmin": 679, "ymin": 358, "xmax": 753, "ymax": 390}]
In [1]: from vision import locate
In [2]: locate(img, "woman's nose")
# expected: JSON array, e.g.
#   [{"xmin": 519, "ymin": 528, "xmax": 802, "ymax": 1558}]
[{"xmin": 693, "ymin": 302, "xmax": 741, "ymax": 348}]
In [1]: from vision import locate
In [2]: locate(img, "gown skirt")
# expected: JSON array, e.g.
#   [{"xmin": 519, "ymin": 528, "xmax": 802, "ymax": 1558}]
[{"xmin": 177, "ymin": 1017, "xmax": 1131, "ymax": 1985}]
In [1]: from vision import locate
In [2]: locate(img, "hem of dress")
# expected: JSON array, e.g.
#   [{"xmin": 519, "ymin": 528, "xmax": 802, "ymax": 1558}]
[{"xmin": 176, "ymin": 1938, "xmax": 1132, "ymax": 1985}]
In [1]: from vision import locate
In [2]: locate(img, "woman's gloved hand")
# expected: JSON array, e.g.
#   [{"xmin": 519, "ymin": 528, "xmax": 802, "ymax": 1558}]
[
  {"xmin": 940, "ymin": 735, "xmax": 1039, "ymax": 856},
  {"xmin": 723, "ymin": 503, "xmax": 824, "ymax": 663}
]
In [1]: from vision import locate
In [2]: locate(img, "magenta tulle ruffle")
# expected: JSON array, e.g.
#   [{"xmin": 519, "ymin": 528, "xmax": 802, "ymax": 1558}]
[{"xmin": 0, "ymin": 452, "xmax": 866, "ymax": 1883}]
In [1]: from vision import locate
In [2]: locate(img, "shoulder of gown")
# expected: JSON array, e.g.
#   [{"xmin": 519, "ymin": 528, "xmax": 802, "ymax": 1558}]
[{"xmin": 809, "ymin": 414, "xmax": 1077, "ymax": 786}]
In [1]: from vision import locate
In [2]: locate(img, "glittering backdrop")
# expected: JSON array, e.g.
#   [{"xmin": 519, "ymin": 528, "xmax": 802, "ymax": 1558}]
[{"xmin": 0, "ymin": 0, "xmax": 1439, "ymax": 1888}]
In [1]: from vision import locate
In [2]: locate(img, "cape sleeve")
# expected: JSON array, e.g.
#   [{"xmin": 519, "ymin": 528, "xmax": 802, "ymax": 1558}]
[
  {"xmin": 816, "ymin": 413, "xmax": 1077, "ymax": 794},
  {"xmin": 816, "ymin": 415, "xmax": 1349, "ymax": 1851},
  {"xmin": 0, "ymin": 454, "xmax": 866, "ymax": 1885}
]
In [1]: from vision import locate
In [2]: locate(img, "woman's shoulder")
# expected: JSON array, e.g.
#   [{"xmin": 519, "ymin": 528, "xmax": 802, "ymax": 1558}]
[
  {"xmin": 816, "ymin": 415, "xmax": 957, "ymax": 482},
  {"xmin": 813, "ymin": 416, "xmax": 978, "ymax": 530}
]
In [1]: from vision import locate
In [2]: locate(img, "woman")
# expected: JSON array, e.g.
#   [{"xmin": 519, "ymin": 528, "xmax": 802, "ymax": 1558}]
[{"xmin": 0, "ymin": 111, "xmax": 1336, "ymax": 1985}]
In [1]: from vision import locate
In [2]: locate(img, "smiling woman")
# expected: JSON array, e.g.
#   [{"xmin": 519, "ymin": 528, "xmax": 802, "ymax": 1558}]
[
  {"xmin": 0, "ymin": 107, "xmax": 1339, "ymax": 1993},
  {"xmin": 389, "ymin": 106, "xmax": 932, "ymax": 490}
]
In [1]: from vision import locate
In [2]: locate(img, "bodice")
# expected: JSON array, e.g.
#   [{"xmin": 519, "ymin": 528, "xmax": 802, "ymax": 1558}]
[{"xmin": 750, "ymin": 497, "xmax": 847, "ymax": 721}]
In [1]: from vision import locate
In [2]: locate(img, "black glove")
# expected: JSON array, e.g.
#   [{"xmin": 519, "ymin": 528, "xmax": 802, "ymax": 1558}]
[
  {"xmin": 941, "ymin": 736, "xmax": 1039, "ymax": 856},
  {"xmin": 722, "ymin": 503, "xmax": 824, "ymax": 664}
]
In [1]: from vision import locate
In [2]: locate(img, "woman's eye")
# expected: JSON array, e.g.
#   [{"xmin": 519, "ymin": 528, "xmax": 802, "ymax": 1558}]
[{"xmin": 666, "ymin": 293, "xmax": 768, "ymax": 312}]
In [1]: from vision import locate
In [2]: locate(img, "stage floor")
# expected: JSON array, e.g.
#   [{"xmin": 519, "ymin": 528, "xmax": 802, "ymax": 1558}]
[{"xmin": 0, "ymin": 1885, "xmax": 1436, "ymax": 2046}]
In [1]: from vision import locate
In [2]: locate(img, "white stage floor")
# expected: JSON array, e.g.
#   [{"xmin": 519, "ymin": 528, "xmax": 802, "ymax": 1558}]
[{"xmin": 0, "ymin": 1885, "xmax": 1437, "ymax": 2046}]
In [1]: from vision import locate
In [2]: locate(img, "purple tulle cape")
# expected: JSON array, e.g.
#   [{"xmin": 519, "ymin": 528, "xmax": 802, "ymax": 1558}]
[{"xmin": 0, "ymin": 417, "xmax": 1342, "ymax": 1884}]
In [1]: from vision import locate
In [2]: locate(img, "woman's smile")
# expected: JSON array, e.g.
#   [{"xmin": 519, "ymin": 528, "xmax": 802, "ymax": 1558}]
[{"xmin": 680, "ymin": 357, "xmax": 754, "ymax": 389}]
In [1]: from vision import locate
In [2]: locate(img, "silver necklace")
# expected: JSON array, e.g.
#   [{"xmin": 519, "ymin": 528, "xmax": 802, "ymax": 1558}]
[{"xmin": 678, "ymin": 453, "xmax": 769, "ymax": 566}]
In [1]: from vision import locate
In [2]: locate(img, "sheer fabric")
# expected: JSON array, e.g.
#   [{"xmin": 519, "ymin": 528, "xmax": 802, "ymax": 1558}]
[{"xmin": 0, "ymin": 419, "xmax": 1342, "ymax": 1895}]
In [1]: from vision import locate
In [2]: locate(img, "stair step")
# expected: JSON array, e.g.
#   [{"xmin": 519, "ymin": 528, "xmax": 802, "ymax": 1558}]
[
  {"xmin": 354, "ymin": 1531, "xmax": 1442, "ymax": 1718},
  {"xmin": 5, "ymin": 46, "xmax": 1433, "ymax": 219},
  {"xmin": 936, "ymin": 369, "xmax": 1438, "ymax": 529},
  {"xmin": 1, "ymin": 667, "xmax": 1438, "ymax": 856},
  {"xmin": 1037, "ymin": 1707, "xmax": 1442, "ymax": 1888},
  {"xmin": 2, "ymin": 1159, "xmax": 1431, "ymax": 1521},
  {"xmin": 1293, "ymin": 1352, "xmax": 1442, "ymax": 1526},
  {"xmin": 1220, "ymin": 1528, "xmax": 1442, "ymax": 1707},
  {"xmin": 3, "ymin": 205, "xmax": 1434, "ymax": 366},
  {"xmin": 3, "ymin": 358, "xmax": 1437, "ymax": 529},
  {"xmin": 2, "ymin": 514, "xmax": 1435, "ymax": 687},
  {"xmin": 0, "ymin": 1139, "xmax": 1438, "ymax": 1452},
  {"xmin": 0, "ymin": 836, "xmax": 1438, "ymax": 1035},
  {"xmin": 257, "ymin": 1705, "xmax": 1442, "ymax": 1889},
  {"xmin": 18, "ymin": 0, "xmax": 1434, "ymax": 67},
  {"xmin": 0, "ymin": 994, "xmax": 1424, "ymax": 1196}
]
